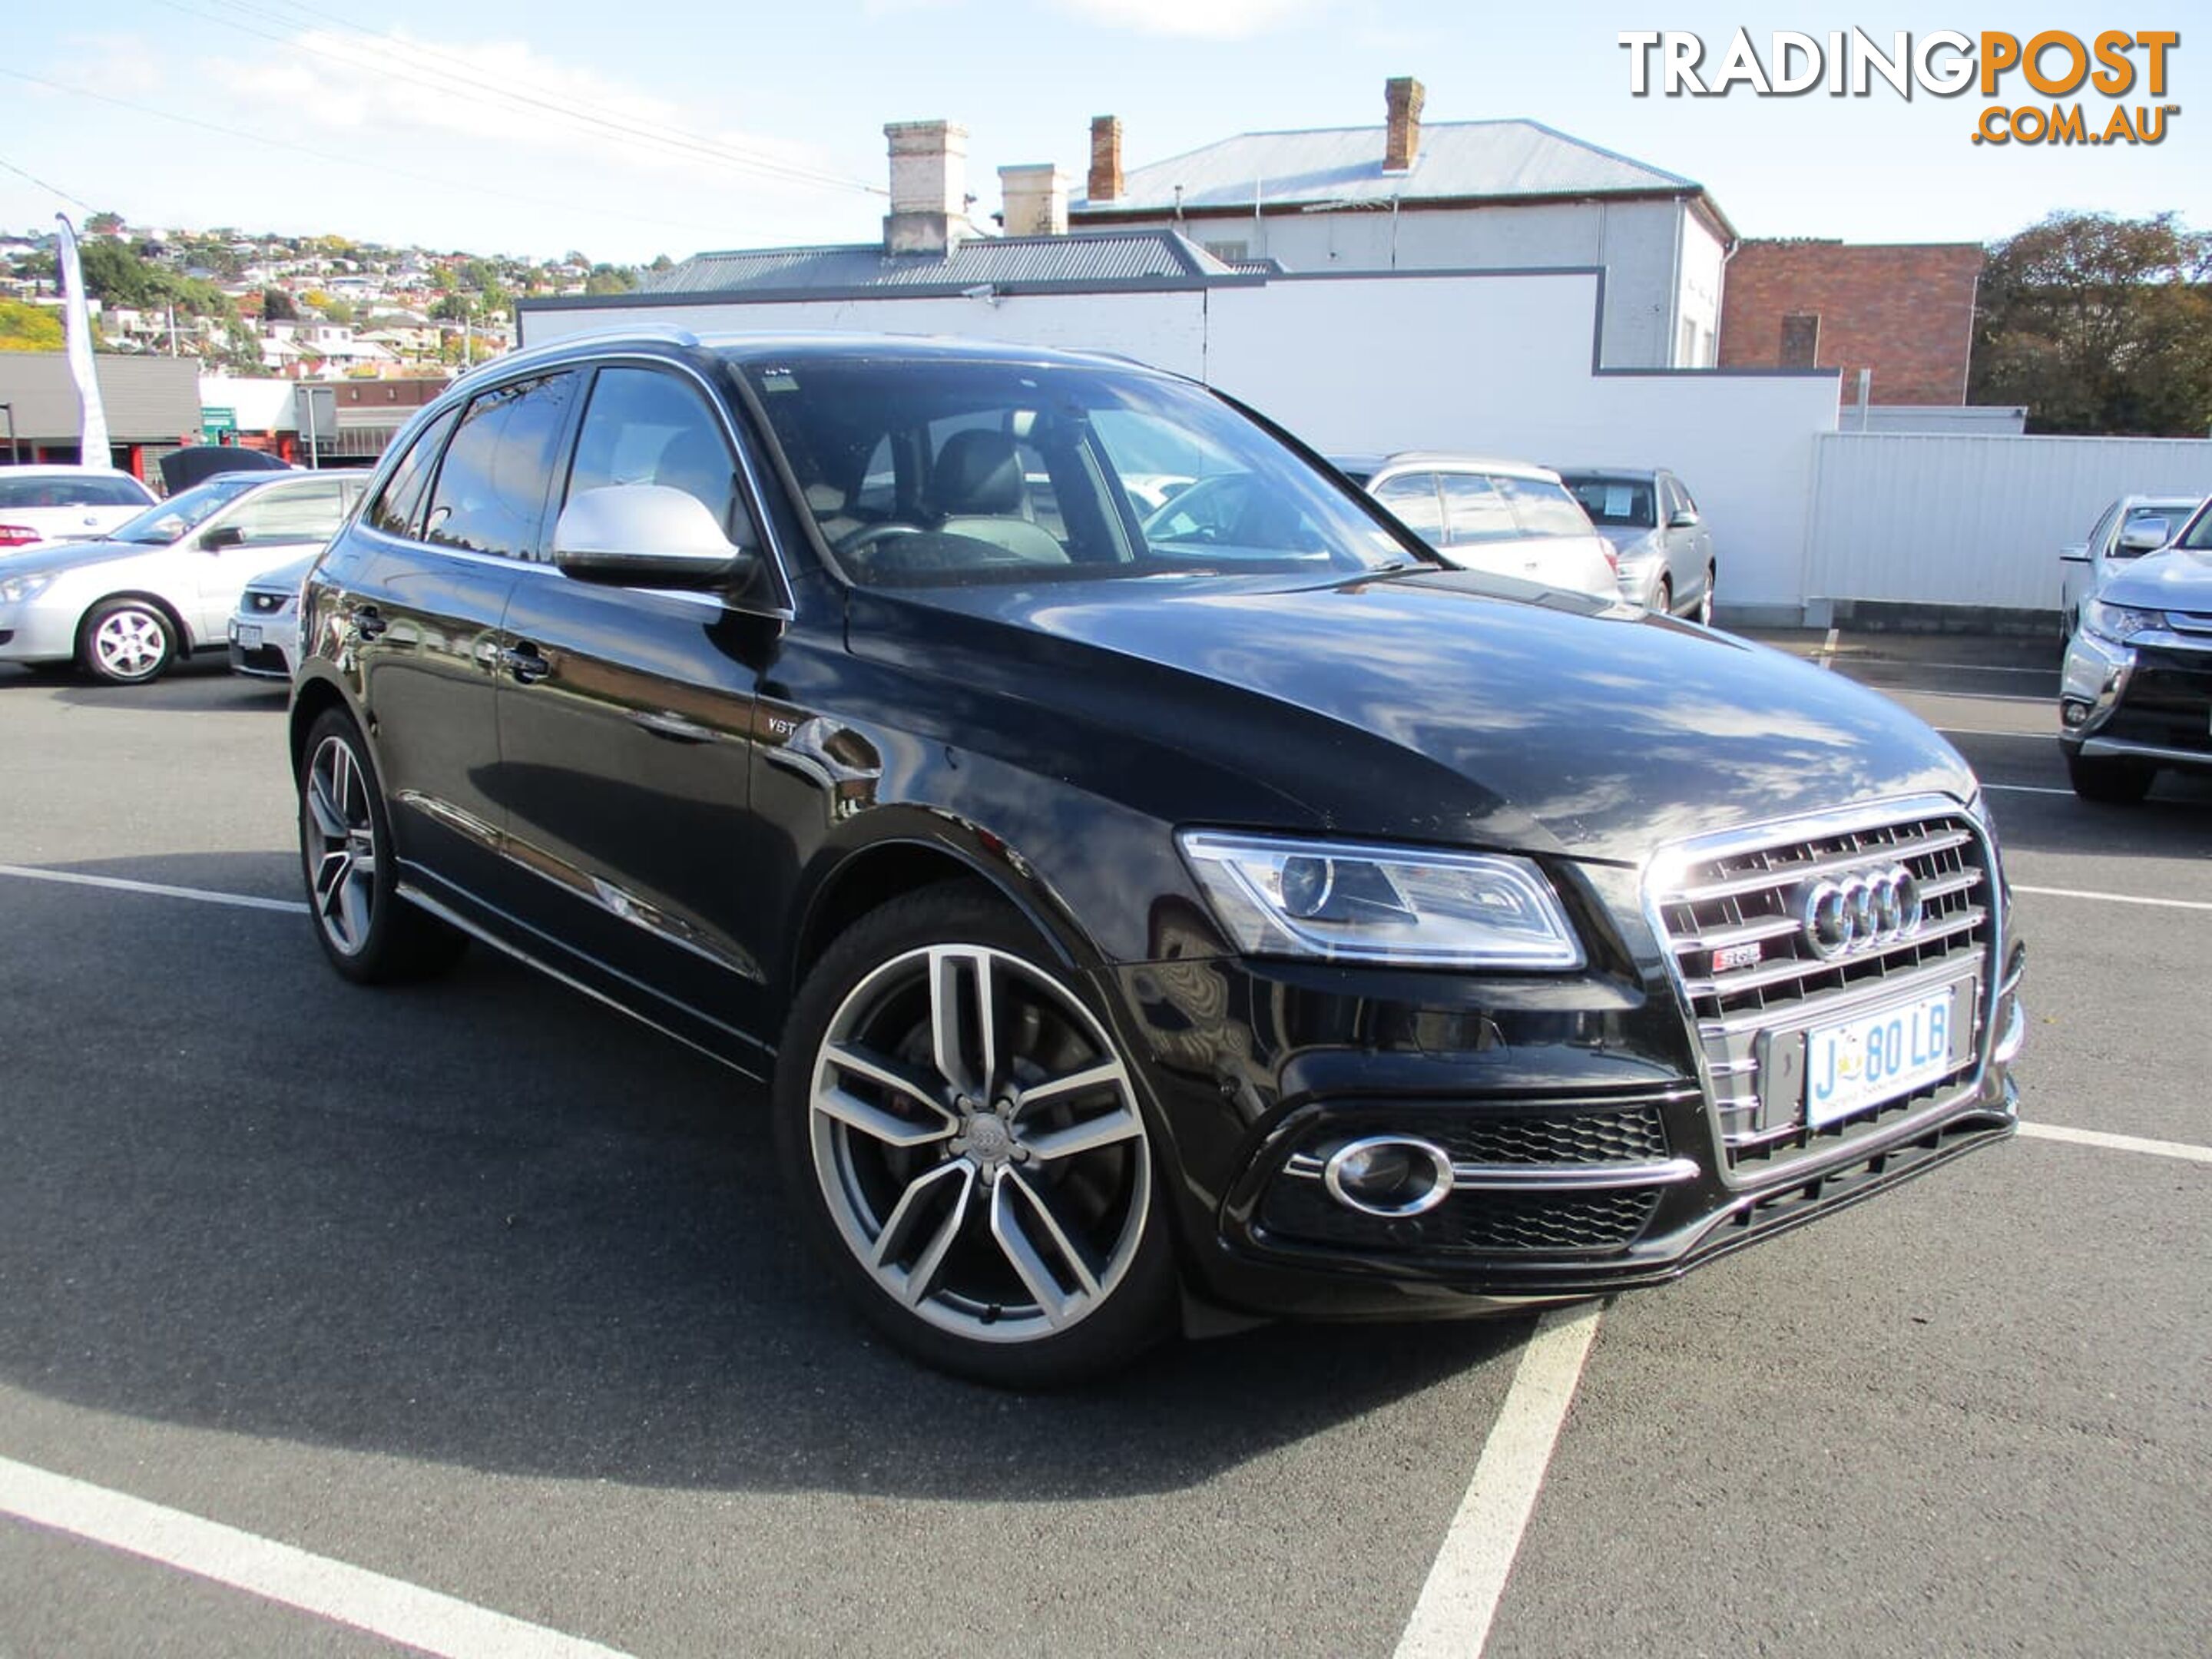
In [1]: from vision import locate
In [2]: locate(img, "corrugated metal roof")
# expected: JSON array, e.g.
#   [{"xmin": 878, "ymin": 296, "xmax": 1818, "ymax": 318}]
[
  {"xmin": 1073, "ymin": 120, "xmax": 1698, "ymax": 214},
  {"xmin": 642, "ymin": 230, "xmax": 1241, "ymax": 298}
]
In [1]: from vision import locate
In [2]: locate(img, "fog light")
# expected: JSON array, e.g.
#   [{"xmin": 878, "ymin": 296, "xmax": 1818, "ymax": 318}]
[
  {"xmin": 1323, "ymin": 1137, "xmax": 1454, "ymax": 1217},
  {"xmin": 2061, "ymin": 700, "xmax": 2090, "ymax": 728}
]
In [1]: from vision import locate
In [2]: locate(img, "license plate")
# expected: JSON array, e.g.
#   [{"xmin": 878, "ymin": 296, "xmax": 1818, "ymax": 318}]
[
  {"xmin": 1805, "ymin": 984, "xmax": 1964, "ymax": 1128},
  {"xmin": 237, "ymin": 624, "xmax": 262, "ymax": 650}
]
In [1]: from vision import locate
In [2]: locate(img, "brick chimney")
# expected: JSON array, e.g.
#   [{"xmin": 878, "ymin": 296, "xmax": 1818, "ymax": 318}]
[
  {"xmin": 1088, "ymin": 115, "xmax": 1123, "ymax": 204},
  {"xmin": 883, "ymin": 120, "xmax": 972, "ymax": 255},
  {"xmin": 998, "ymin": 164, "xmax": 1070, "ymax": 237},
  {"xmin": 1383, "ymin": 77, "xmax": 1425, "ymax": 173}
]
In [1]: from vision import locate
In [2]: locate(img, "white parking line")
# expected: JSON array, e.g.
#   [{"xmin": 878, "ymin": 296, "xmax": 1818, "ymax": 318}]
[
  {"xmin": 1395, "ymin": 1301, "xmax": 1603, "ymax": 1659},
  {"xmin": 0, "ymin": 863, "xmax": 309, "ymax": 915},
  {"xmin": 2019, "ymin": 1122, "xmax": 2212, "ymax": 1164},
  {"xmin": 1816, "ymin": 627, "xmax": 1839, "ymax": 670},
  {"xmin": 2014, "ymin": 883, "xmax": 2212, "ymax": 912},
  {"xmin": 1980, "ymin": 783, "xmax": 2074, "ymax": 796},
  {"xmin": 0, "ymin": 1455, "xmax": 631, "ymax": 1658}
]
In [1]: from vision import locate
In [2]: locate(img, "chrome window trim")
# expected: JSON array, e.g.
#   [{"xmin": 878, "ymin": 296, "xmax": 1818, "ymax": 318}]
[
  {"xmin": 1638, "ymin": 790, "xmax": 2002, "ymax": 1187},
  {"xmin": 345, "ymin": 345, "xmax": 799, "ymax": 622}
]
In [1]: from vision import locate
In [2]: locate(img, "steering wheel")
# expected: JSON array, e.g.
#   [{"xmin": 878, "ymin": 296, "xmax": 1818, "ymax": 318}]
[{"xmin": 836, "ymin": 522, "xmax": 929, "ymax": 555}]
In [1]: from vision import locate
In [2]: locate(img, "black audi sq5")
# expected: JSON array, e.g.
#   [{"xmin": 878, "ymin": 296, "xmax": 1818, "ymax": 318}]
[{"xmin": 291, "ymin": 330, "xmax": 2025, "ymax": 1386}]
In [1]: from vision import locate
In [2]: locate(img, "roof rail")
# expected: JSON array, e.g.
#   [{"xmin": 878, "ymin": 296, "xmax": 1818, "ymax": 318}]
[{"xmin": 450, "ymin": 323, "xmax": 702, "ymax": 391}]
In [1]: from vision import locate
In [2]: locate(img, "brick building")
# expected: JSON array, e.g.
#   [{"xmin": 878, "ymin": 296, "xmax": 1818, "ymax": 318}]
[{"xmin": 1717, "ymin": 240, "xmax": 1984, "ymax": 406}]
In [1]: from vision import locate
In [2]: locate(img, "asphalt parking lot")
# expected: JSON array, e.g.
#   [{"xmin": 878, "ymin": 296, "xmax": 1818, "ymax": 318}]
[{"xmin": 1, "ymin": 630, "xmax": 2207, "ymax": 1658}]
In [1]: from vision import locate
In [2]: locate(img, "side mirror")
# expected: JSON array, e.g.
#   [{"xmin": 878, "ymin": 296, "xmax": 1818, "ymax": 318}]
[
  {"xmin": 2058, "ymin": 544, "xmax": 2090, "ymax": 565},
  {"xmin": 552, "ymin": 485, "xmax": 752, "ymax": 589},
  {"xmin": 1667, "ymin": 507, "xmax": 1699, "ymax": 528},
  {"xmin": 2117, "ymin": 518, "xmax": 2170, "ymax": 554},
  {"xmin": 201, "ymin": 524, "xmax": 247, "ymax": 551}
]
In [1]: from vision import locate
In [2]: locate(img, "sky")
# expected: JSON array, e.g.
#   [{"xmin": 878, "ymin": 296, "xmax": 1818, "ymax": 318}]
[{"xmin": 2, "ymin": 2, "xmax": 2202, "ymax": 265}]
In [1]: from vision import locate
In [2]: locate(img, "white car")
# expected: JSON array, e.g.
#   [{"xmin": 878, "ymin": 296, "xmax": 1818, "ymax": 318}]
[
  {"xmin": 227, "ymin": 551, "xmax": 316, "ymax": 680},
  {"xmin": 1333, "ymin": 453, "xmax": 1623, "ymax": 604},
  {"xmin": 2058, "ymin": 494, "xmax": 2202, "ymax": 638},
  {"xmin": 0, "ymin": 465, "xmax": 159, "ymax": 551},
  {"xmin": 0, "ymin": 471, "xmax": 364, "ymax": 684}
]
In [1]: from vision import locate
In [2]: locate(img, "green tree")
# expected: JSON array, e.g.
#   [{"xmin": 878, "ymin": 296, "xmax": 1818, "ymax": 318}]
[
  {"xmin": 583, "ymin": 263, "xmax": 637, "ymax": 296},
  {"xmin": 1971, "ymin": 211, "xmax": 2212, "ymax": 435},
  {"xmin": 0, "ymin": 300, "xmax": 65, "ymax": 351},
  {"xmin": 262, "ymin": 287, "xmax": 299, "ymax": 322},
  {"xmin": 84, "ymin": 210, "xmax": 125, "ymax": 235}
]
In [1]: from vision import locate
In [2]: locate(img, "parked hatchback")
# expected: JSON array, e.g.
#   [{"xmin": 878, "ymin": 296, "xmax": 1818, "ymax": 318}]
[
  {"xmin": 0, "ymin": 471, "xmax": 364, "ymax": 683},
  {"xmin": 0, "ymin": 464, "xmax": 158, "ymax": 551},
  {"xmin": 292, "ymin": 331, "xmax": 2023, "ymax": 1387},
  {"xmin": 1555, "ymin": 466, "xmax": 1717, "ymax": 624},
  {"xmin": 1333, "ymin": 454, "xmax": 1621, "ymax": 604}
]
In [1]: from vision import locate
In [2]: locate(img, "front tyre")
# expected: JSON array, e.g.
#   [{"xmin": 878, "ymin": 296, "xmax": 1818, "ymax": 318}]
[
  {"xmin": 81, "ymin": 598, "xmax": 177, "ymax": 684},
  {"xmin": 298, "ymin": 709, "xmax": 466, "ymax": 982},
  {"xmin": 773, "ymin": 884, "xmax": 1174, "ymax": 1388}
]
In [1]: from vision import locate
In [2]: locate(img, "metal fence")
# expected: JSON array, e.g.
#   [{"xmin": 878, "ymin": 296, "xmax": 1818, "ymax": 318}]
[{"xmin": 1805, "ymin": 432, "xmax": 2212, "ymax": 614}]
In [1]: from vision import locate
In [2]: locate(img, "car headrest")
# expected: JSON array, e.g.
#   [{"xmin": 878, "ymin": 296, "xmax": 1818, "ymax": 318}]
[{"xmin": 931, "ymin": 429, "xmax": 1024, "ymax": 517}]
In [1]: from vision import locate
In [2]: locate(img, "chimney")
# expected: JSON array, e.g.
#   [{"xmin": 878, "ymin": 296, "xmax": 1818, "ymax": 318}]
[
  {"xmin": 883, "ymin": 120, "xmax": 972, "ymax": 255},
  {"xmin": 1383, "ymin": 76, "xmax": 1424, "ymax": 173},
  {"xmin": 1088, "ymin": 115, "xmax": 1123, "ymax": 204},
  {"xmin": 998, "ymin": 164, "xmax": 1069, "ymax": 237}
]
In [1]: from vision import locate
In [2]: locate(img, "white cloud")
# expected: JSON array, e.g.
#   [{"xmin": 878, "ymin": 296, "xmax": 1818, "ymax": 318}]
[{"xmin": 1054, "ymin": 0, "xmax": 1322, "ymax": 39}]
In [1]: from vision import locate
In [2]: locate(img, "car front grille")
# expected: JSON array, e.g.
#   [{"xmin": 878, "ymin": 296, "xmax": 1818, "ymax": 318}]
[
  {"xmin": 1258, "ymin": 1179, "xmax": 1661, "ymax": 1256},
  {"xmin": 2105, "ymin": 649, "xmax": 2212, "ymax": 754},
  {"xmin": 1649, "ymin": 802, "xmax": 1996, "ymax": 1169}
]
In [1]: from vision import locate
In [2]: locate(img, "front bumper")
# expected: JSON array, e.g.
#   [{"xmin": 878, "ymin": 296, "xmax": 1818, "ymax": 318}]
[
  {"xmin": 227, "ymin": 614, "xmax": 296, "ymax": 680},
  {"xmin": 1108, "ymin": 799, "xmax": 2021, "ymax": 1323},
  {"xmin": 2059, "ymin": 626, "xmax": 2212, "ymax": 771},
  {"xmin": 0, "ymin": 601, "xmax": 78, "ymax": 664}
]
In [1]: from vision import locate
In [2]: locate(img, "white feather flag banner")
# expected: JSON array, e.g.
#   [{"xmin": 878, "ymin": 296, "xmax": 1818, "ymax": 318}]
[{"xmin": 54, "ymin": 214, "xmax": 111, "ymax": 465}]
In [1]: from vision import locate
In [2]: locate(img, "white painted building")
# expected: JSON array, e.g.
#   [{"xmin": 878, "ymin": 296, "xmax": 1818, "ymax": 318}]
[{"xmin": 1070, "ymin": 81, "xmax": 1734, "ymax": 370}]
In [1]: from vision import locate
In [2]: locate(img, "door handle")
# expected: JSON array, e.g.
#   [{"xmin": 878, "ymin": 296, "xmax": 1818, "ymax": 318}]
[
  {"xmin": 351, "ymin": 605, "xmax": 388, "ymax": 641},
  {"xmin": 500, "ymin": 643, "xmax": 551, "ymax": 684},
  {"xmin": 628, "ymin": 707, "xmax": 714, "ymax": 744}
]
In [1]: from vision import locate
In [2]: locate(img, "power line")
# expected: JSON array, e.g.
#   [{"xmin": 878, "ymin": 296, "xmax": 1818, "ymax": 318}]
[
  {"xmin": 0, "ymin": 68, "xmax": 745, "ymax": 243},
  {"xmin": 0, "ymin": 153, "xmax": 97, "ymax": 214},
  {"xmin": 154, "ymin": 0, "xmax": 885, "ymax": 199}
]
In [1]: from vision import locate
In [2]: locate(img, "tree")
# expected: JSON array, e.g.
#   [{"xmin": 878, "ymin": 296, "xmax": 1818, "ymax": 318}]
[
  {"xmin": 84, "ymin": 210, "xmax": 125, "ymax": 236},
  {"xmin": 263, "ymin": 287, "xmax": 299, "ymax": 322},
  {"xmin": 1971, "ymin": 211, "xmax": 2212, "ymax": 436},
  {"xmin": 583, "ymin": 263, "xmax": 637, "ymax": 296},
  {"xmin": 0, "ymin": 300, "xmax": 65, "ymax": 352}
]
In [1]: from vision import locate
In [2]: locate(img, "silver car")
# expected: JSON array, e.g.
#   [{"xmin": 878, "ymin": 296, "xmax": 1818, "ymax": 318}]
[
  {"xmin": 2057, "ymin": 493, "xmax": 2201, "ymax": 639},
  {"xmin": 1555, "ymin": 467, "xmax": 1717, "ymax": 624},
  {"xmin": 0, "ymin": 472, "xmax": 363, "ymax": 684},
  {"xmin": 1333, "ymin": 453, "xmax": 1621, "ymax": 603},
  {"xmin": 0, "ymin": 465, "xmax": 159, "ymax": 551},
  {"xmin": 227, "ymin": 551, "xmax": 316, "ymax": 680}
]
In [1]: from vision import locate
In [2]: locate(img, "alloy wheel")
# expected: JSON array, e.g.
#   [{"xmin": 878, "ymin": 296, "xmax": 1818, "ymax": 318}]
[
  {"xmin": 305, "ymin": 734, "xmax": 379, "ymax": 955},
  {"xmin": 807, "ymin": 943, "xmax": 1151, "ymax": 1344},
  {"xmin": 90, "ymin": 606, "xmax": 169, "ymax": 681}
]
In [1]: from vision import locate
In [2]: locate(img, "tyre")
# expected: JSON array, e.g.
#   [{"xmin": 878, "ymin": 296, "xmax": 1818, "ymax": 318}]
[
  {"xmin": 2065, "ymin": 748, "xmax": 2154, "ymax": 805},
  {"xmin": 80, "ymin": 598, "xmax": 177, "ymax": 684},
  {"xmin": 1695, "ymin": 565, "xmax": 1716, "ymax": 627},
  {"xmin": 1653, "ymin": 577, "xmax": 1673, "ymax": 618},
  {"xmin": 298, "ymin": 709, "xmax": 468, "ymax": 982},
  {"xmin": 773, "ymin": 882, "xmax": 1175, "ymax": 1388}
]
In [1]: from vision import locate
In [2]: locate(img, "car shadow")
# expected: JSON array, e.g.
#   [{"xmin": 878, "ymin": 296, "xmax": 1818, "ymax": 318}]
[
  {"xmin": 0, "ymin": 657, "xmax": 288, "ymax": 712},
  {"xmin": 0, "ymin": 850, "xmax": 1526, "ymax": 1502}
]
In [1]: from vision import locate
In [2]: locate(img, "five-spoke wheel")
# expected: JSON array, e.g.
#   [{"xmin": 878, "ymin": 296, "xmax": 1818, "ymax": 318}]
[{"xmin": 777, "ymin": 887, "xmax": 1171, "ymax": 1386}]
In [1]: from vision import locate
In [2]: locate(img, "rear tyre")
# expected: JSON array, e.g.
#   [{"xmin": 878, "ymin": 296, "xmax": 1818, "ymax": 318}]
[
  {"xmin": 1652, "ymin": 577, "xmax": 1673, "ymax": 618},
  {"xmin": 298, "ymin": 709, "xmax": 467, "ymax": 982},
  {"xmin": 80, "ymin": 598, "xmax": 177, "ymax": 685},
  {"xmin": 2065, "ymin": 749, "xmax": 2154, "ymax": 805},
  {"xmin": 1695, "ymin": 565, "xmax": 1716, "ymax": 627},
  {"xmin": 773, "ymin": 882, "xmax": 1176, "ymax": 1389}
]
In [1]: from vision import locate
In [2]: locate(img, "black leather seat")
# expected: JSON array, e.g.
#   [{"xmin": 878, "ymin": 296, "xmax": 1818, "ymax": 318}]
[{"xmin": 929, "ymin": 430, "xmax": 1067, "ymax": 565}]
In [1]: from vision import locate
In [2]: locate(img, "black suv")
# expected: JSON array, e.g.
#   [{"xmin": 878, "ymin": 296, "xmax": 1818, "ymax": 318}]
[{"xmin": 292, "ymin": 330, "xmax": 2025, "ymax": 1386}]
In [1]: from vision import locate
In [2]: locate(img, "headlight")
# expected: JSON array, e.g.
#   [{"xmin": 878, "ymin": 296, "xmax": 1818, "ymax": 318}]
[
  {"xmin": 0, "ymin": 572, "xmax": 55, "ymax": 605},
  {"xmin": 1177, "ymin": 832, "xmax": 1584, "ymax": 969},
  {"xmin": 2081, "ymin": 598, "xmax": 2164, "ymax": 644}
]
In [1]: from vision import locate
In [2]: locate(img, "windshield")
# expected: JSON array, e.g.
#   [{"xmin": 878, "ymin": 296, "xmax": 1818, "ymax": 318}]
[
  {"xmin": 2180, "ymin": 505, "xmax": 2212, "ymax": 552},
  {"xmin": 737, "ymin": 355, "xmax": 1431, "ymax": 588},
  {"xmin": 108, "ymin": 475, "xmax": 266, "ymax": 545},
  {"xmin": 1558, "ymin": 474, "xmax": 1654, "ymax": 530}
]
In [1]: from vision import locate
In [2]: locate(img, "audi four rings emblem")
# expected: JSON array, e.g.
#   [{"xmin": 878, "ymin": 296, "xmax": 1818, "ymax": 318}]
[{"xmin": 1799, "ymin": 864, "xmax": 1923, "ymax": 959}]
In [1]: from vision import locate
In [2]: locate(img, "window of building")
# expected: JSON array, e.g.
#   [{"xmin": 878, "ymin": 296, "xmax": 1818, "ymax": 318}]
[{"xmin": 1780, "ymin": 313, "xmax": 1821, "ymax": 369}]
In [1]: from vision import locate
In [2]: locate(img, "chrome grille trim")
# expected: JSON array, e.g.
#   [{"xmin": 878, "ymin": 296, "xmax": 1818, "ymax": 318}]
[{"xmin": 1644, "ymin": 794, "xmax": 2001, "ymax": 1175}]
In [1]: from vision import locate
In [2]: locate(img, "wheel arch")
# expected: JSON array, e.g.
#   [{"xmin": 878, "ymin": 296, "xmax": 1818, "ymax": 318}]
[
  {"xmin": 785, "ymin": 830, "xmax": 1098, "ymax": 1003},
  {"xmin": 287, "ymin": 672, "xmax": 356, "ymax": 779},
  {"xmin": 78, "ymin": 590, "xmax": 193, "ymax": 658}
]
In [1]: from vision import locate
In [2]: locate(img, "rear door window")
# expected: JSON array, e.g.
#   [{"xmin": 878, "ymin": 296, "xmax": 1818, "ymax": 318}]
[
  {"xmin": 366, "ymin": 409, "xmax": 459, "ymax": 541},
  {"xmin": 1373, "ymin": 473, "xmax": 1445, "ymax": 542},
  {"xmin": 1496, "ymin": 475, "xmax": 1594, "ymax": 540},
  {"xmin": 422, "ymin": 373, "xmax": 579, "ymax": 560}
]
